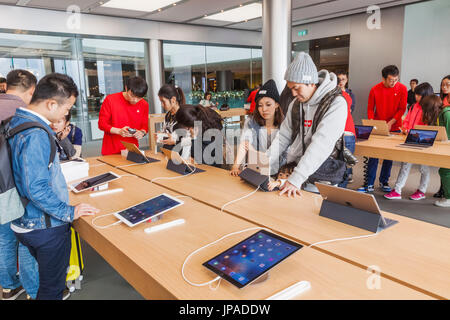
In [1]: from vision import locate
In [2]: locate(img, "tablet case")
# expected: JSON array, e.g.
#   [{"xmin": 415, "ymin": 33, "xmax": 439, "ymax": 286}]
[
  {"xmin": 166, "ymin": 159, "xmax": 205, "ymax": 175},
  {"xmin": 126, "ymin": 151, "xmax": 159, "ymax": 164},
  {"xmin": 319, "ymin": 200, "xmax": 398, "ymax": 233},
  {"xmin": 238, "ymin": 168, "xmax": 271, "ymax": 192}
]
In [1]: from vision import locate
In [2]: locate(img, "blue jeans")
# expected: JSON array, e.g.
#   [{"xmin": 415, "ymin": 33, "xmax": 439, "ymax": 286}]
[
  {"xmin": 366, "ymin": 130, "xmax": 400, "ymax": 186},
  {"xmin": 15, "ymin": 224, "xmax": 71, "ymax": 300},
  {"xmin": 338, "ymin": 135, "xmax": 356, "ymax": 189},
  {"xmin": 0, "ymin": 223, "xmax": 39, "ymax": 298}
]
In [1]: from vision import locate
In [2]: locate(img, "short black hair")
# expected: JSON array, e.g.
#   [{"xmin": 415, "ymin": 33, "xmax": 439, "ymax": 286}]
[
  {"xmin": 336, "ymin": 70, "xmax": 348, "ymax": 77},
  {"xmin": 0, "ymin": 77, "xmax": 6, "ymax": 83},
  {"xmin": 410, "ymin": 79, "xmax": 419, "ymax": 84},
  {"xmin": 6, "ymin": 69, "xmax": 37, "ymax": 92},
  {"xmin": 204, "ymin": 91, "xmax": 212, "ymax": 99},
  {"xmin": 382, "ymin": 65, "xmax": 399, "ymax": 79},
  {"xmin": 125, "ymin": 76, "xmax": 148, "ymax": 98},
  {"xmin": 30, "ymin": 73, "xmax": 79, "ymax": 105},
  {"xmin": 414, "ymin": 82, "xmax": 434, "ymax": 98}
]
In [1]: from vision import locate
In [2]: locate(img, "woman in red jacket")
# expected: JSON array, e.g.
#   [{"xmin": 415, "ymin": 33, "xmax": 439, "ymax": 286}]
[
  {"xmin": 384, "ymin": 83, "xmax": 434, "ymax": 201},
  {"xmin": 98, "ymin": 77, "xmax": 149, "ymax": 155}
]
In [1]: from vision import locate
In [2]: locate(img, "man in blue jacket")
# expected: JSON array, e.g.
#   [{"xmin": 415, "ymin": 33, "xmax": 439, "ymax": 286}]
[{"xmin": 8, "ymin": 73, "xmax": 99, "ymax": 300}]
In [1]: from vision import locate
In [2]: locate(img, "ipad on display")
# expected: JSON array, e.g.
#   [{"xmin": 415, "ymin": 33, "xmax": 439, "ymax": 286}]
[
  {"xmin": 203, "ymin": 230, "xmax": 302, "ymax": 289},
  {"xmin": 113, "ymin": 193, "xmax": 184, "ymax": 227},
  {"xmin": 70, "ymin": 172, "xmax": 121, "ymax": 193}
]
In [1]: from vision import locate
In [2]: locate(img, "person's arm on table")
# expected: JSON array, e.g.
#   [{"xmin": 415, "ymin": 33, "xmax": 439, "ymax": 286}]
[
  {"xmin": 266, "ymin": 101, "xmax": 295, "ymax": 176},
  {"xmin": 281, "ymin": 97, "xmax": 347, "ymax": 198},
  {"xmin": 17, "ymin": 132, "xmax": 98, "ymax": 222}
]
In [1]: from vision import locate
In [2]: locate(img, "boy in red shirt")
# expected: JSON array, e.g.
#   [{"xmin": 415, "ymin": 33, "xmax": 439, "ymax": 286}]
[
  {"xmin": 358, "ymin": 65, "xmax": 407, "ymax": 193},
  {"xmin": 98, "ymin": 77, "xmax": 149, "ymax": 155}
]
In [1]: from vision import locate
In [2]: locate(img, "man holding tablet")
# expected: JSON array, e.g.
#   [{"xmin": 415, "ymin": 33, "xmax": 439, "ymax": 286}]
[
  {"xmin": 98, "ymin": 76, "xmax": 149, "ymax": 155},
  {"xmin": 8, "ymin": 73, "xmax": 99, "ymax": 300}
]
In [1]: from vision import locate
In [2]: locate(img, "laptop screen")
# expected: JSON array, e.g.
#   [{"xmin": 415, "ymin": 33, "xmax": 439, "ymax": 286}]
[
  {"xmin": 355, "ymin": 125, "xmax": 373, "ymax": 140},
  {"xmin": 405, "ymin": 129, "xmax": 438, "ymax": 146}
]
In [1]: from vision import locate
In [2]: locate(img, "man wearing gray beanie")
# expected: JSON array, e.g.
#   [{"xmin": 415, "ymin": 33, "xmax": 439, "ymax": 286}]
[{"xmin": 266, "ymin": 52, "xmax": 348, "ymax": 197}]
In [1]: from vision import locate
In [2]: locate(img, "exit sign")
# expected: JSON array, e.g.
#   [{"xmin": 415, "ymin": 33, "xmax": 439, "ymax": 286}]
[{"xmin": 298, "ymin": 29, "xmax": 308, "ymax": 36}]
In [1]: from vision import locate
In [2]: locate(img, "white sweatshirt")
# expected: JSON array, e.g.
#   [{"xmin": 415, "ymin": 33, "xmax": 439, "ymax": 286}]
[{"xmin": 266, "ymin": 70, "xmax": 348, "ymax": 189}]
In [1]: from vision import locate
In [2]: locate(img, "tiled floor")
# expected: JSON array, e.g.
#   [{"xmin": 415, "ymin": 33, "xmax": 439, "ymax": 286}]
[{"xmin": 4, "ymin": 134, "xmax": 449, "ymax": 300}]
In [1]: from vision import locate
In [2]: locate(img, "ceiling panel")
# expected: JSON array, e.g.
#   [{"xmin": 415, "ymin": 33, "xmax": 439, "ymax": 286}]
[
  {"xmin": 142, "ymin": 0, "xmax": 250, "ymax": 23},
  {"xmin": 227, "ymin": 18, "xmax": 262, "ymax": 30},
  {"xmin": 27, "ymin": 0, "xmax": 99, "ymax": 11},
  {"xmin": 0, "ymin": 0, "xmax": 425, "ymax": 31}
]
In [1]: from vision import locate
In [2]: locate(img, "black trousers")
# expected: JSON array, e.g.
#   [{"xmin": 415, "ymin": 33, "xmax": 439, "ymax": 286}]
[{"xmin": 15, "ymin": 224, "xmax": 71, "ymax": 300}]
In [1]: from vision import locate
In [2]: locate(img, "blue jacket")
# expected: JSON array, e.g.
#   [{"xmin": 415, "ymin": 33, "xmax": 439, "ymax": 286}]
[{"xmin": 8, "ymin": 108, "xmax": 74, "ymax": 230}]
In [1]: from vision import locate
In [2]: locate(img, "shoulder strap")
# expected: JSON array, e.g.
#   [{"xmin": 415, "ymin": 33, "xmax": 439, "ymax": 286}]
[{"xmin": 7, "ymin": 121, "xmax": 57, "ymax": 169}]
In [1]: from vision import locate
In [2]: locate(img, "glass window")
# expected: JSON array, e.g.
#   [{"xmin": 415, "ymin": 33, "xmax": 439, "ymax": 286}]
[
  {"xmin": 82, "ymin": 38, "xmax": 147, "ymax": 140},
  {"xmin": 0, "ymin": 31, "xmax": 83, "ymax": 128},
  {"xmin": 163, "ymin": 42, "xmax": 207, "ymax": 105},
  {"xmin": 292, "ymin": 35, "xmax": 350, "ymax": 74},
  {"xmin": 251, "ymin": 48, "xmax": 263, "ymax": 90},
  {"xmin": 0, "ymin": 31, "xmax": 147, "ymax": 142},
  {"xmin": 205, "ymin": 45, "xmax": 251, "ymax": 108}
]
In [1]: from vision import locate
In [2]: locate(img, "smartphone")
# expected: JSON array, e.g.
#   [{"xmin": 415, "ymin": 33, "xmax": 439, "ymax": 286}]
[
  {"xmin": 70, "ymin": 172, "xmax": 121, "ymax": 193},
  {"xmin": 128, "ymin": 128, "xmax": 137, "ymax": 134}
]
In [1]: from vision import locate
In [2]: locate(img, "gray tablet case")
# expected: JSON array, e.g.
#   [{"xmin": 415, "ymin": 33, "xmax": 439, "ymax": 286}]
[
  {"xmin": 238, "ymin": 168, "xmax": 271, "ymax": 192},
  {"xmin": 166, "ymin": 159, "xmax": 205, "ymax": 175},
  {"xmin": 126, "ymin": 151, "xmax": 159, "ymax": 164},
  {"xmin": 319, "ymin": 200, "xmax": 398, "ymax": 233}
]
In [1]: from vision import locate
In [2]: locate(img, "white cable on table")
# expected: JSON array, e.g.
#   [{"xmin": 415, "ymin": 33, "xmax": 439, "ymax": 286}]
[
  {"xmin": 220, "ymin": 185, "xmax": 260, "ymax": 212},
  {"xmin": 307, "ymin": 231, "xmax": 380, "ymax": 249},
  {"xmin": 91, "ymin": 213, "xmax": 122, "ymax": 229},
  {"xmin": 181, "ymin": 226, "xmax": 271, "ymax": 288}
]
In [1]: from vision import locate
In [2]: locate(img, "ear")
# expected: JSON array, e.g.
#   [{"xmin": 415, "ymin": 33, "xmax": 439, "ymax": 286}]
[{"xmin": 170, "ymin": 96, "xmax": 177, "ymax": 106}]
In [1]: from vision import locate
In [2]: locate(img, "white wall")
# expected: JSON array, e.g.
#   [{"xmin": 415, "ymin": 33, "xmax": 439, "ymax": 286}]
[
  {"xmin": 0, "ymin": 4, "xmax": 261, "ymax": 47},
  {"xmin": 401, "ymin": 0, "xmax": 450, "ymax": 92},
  {"xmin": 292, "ymin": 6, "xmax": 405, "ymax": 123}
]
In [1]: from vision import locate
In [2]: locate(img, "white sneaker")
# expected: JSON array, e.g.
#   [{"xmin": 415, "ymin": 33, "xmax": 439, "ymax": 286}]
[{"xmin": 434, "ymin": 198, "xmax": 450, "ymax": 207}]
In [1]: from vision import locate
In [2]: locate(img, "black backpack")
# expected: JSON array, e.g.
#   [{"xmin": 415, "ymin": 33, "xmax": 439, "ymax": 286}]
[{"xmin": 0, "ymin": 117, "xmax": 56, "ymax": 227}]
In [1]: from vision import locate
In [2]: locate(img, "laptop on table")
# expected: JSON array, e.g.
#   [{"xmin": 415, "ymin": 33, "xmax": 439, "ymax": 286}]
[
  {"xmin": 355, "ymin": 125, "xmax": 374, "ymax": 142},
  {"xmin": 362, "ymin": 119, "xmax": 390, "ymax": 136},
  {"xmin": 414, "ymin": 125, "xmax": 448, "ymax": 142},
  {"xmin": 398, "ymin": 129, "xmax": 438, "ymax": 149}
]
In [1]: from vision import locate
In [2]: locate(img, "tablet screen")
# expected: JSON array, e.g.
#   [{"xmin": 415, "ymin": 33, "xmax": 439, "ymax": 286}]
[
  {"xmin": 203, "ymin": 230, "xmax": 302, "ymax": 288},
  {"xmin": 117, "ymin": 194, "xmax": 182, "ymax": 226},
  {"xmin": 73, "ymin": 172, "xmax": 119, "ymax": 192}
]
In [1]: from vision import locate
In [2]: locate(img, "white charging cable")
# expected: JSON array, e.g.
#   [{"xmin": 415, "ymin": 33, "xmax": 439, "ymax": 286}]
[
  {"xmin": 307, "ymin": 231, "xmax": 380, "ymax": 249},
  {"xmin": 151, "ymin": 157, "xmax": 197, "ymax": 183},
  {"xmin": 220, "ymin": 185, "xmax": 260, "ymax": 212},
  {"xmin": 91, "ymin": 213, "xmax": 123, "ymax": 229},
  {"xmin": 181, "ymin": 226, "xmax": 272, "ymax": 289},
  {"xmin": 116, "ymin": 163, "xmax": 146, "ymax": 169}
]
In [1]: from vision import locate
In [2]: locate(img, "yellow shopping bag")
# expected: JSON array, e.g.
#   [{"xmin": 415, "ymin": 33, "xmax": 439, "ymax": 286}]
[{"xmin": 66, "ymin": 228, "xmax": 84, "ymax": 289}]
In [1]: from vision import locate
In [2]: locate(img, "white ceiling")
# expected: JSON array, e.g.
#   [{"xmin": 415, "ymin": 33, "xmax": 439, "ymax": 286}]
[{"xmin": 0, "ymin": 0, "xmax": 425, "ymax": 31}]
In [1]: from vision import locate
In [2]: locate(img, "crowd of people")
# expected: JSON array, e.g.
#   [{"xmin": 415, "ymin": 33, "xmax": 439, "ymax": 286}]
[{"xmin": 0, "ymin": 51, "xmax": 449, "ymax": 300}]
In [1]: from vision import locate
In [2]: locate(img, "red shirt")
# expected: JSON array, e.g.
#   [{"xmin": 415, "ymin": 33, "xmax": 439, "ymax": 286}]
[
  {"xmin": 342, "ymin": 91, "xmax": 356, "ymax": 135},
  {"xmin": 98, "ymin": 92, "xmax": 149, "ymax": 155},
  {"xmin": 367, "ymin": 81, "xmax": 407, "ymax": 132},
  {"xmin": 247, "ymin": 88, "xmax": 259, "ymax": 113},
  {"xmin": 402, "ymin": 102, "xmax": 425, "ymax": 131}
]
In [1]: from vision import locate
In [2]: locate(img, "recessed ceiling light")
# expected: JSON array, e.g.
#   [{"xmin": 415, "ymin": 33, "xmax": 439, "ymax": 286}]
[
  {"xmin": 102, "ymin": 0, "xmax": 182, "ymax": 12},
  {"xmin": 336, "ymin": 37, "xmax": 340, "ymax": 40},
  {"xmin": 203, "ymin": 3, "xmax": 262, "ymax": 23}
]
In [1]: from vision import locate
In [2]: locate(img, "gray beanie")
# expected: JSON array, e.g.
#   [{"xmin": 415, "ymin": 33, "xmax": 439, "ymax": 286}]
[{"xmin": 284, "ymin": 52, "xmax": 318, "ymax": 84}]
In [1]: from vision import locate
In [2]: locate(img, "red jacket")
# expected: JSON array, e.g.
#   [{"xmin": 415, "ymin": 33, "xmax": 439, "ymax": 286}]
[
  {"xmin": 402, "ymin": 102, "xmax": 425, "ymax": 131},
  {"xmin": 247, "ymin": 88, "xmax": 259, "ymax": 113},
  {"xmin": 342, "ymin": 91, "xmax": 355, "ymax": 135},
  {"xmin": 98, "ymin": 92, "xmax": 149, "ymax": 155},
  {"xmin": 367, "ymin": 82, "xmax": 407, "ymax": 132}
]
